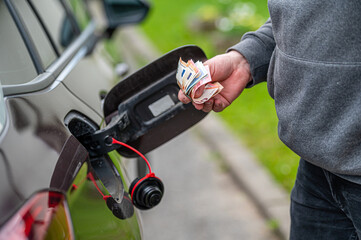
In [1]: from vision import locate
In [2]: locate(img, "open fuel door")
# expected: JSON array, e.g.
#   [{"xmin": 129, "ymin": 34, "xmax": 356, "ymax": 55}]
[{"xmin": 81, "ymin": 45, "xmax": 208, "ymax": 158}]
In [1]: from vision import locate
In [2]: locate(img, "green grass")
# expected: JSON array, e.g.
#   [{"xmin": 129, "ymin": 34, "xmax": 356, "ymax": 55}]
[
  {"xmin": 142, "ymin": 0, "xmax": 219, "ymax": 56},
  {"xmin": 142, "ymin": 0, "xmax": 269, "ymax": 57},
  {"xmin": 141, "ymin": 0, "xmax": 299, "ymax": 192}
]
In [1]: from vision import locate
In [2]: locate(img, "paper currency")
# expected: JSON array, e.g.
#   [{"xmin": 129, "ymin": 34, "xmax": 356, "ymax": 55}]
[{"xmin": 176, "ymin": 58, "xmax": 223, "ymax": 104}]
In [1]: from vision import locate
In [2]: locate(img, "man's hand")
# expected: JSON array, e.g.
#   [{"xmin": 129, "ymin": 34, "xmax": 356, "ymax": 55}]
[{"xmin": 178, "ymin": 50, "xmax": 252, "ymax": 112}]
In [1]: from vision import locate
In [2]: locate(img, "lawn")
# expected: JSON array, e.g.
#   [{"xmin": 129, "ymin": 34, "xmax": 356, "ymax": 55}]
[{"xmin": 140, "ymin": 0, "xmax": 299, "ymax": 192}]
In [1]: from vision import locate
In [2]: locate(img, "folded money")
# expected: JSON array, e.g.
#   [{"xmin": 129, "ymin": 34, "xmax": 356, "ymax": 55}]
[{"xmin": 176, "ymin": 58, "xmax": 223, "ymax": 104}]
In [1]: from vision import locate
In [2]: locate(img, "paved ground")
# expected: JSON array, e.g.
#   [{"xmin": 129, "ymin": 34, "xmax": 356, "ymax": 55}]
[{"xmin": 125, "ymin": 129, "xmax": 278, "ymax": 240}]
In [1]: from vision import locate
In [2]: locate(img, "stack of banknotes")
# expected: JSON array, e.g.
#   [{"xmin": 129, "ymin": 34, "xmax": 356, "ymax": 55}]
[{"xmin": 176, "ymin": 58, "xmax": 223, "ymax": 104}]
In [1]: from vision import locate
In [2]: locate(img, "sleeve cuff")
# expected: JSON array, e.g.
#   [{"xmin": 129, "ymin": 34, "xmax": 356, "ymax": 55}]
[
  {"xmin": 227, "ymin": 38, "xmax": 270, "ymax": 88},
  {"xmin": 226, "ymin": 19, "xmax": 275, "ymax": 88}
]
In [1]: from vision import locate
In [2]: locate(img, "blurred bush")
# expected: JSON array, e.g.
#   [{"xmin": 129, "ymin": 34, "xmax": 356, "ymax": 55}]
[
  {"xmin": 186, "ymin": 1, "xmax": 267, "ymax": 52},
  {"xmin": 194, "ymin": 1, "xmax": 266, "ymax": 34}
]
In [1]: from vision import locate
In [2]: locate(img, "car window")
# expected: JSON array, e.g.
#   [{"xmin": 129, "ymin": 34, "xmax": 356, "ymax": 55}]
[
  {"xmin": 0, "ymin": 1, "xmax": 37, "ymax": 85},
  {"xmin": 12, "ymin": 0, "xmax": 57, "ymax": 69},
  {"xmin": 30, "ymin": 0, "xmax": 79, "ymax": 52},
  {"xmin": 66, "ymin": 0, "xmax": 90, "ymax": 30}
]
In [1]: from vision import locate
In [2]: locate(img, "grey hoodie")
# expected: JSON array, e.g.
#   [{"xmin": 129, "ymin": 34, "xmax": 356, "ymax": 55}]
[{"xmin": 229, "ymin": 0, "xmax": 361, "ymax": 180}]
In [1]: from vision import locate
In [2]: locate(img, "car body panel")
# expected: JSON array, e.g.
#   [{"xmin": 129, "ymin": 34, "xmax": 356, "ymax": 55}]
[
  {"xmin": 0, "ymin": 18, "xmax": 142, "ymax": 239},
  {"xmin": 0, "ymin": 148, "xmax": 23, "ymax": 225},
  {"xmin": 0, "ymin": 1, "xmax": 205, "ymax": 239},
  {"xmin": 0, "ymin": 0, "xmax": 145, "ymax": 237},
  {"xmin": 0, "ymin": 55, "xmax": 143, "ymax": 240},
  {"xmin": 68, "ymin": 160, "xmax": 142, "ymax": 240},
  {"xmin": 0, "ymin": 0, "xmax": 149, "ymax": 236},
  {"xmin": 0, "ymin": 81, "xmax": 99, "ymax": 222},
  {"xmin": 59, "ymin": 46, "xmax": 114, "ymax": 116}
]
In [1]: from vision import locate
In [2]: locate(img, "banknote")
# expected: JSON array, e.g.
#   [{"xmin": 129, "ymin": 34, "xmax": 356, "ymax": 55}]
[
  {"xmin": 193, "ymin": 82, "xmax": 223, "ymax": 104},
  {"xmin": 176, "ymin": 58, "xmax": 223, "ymax": 103}
]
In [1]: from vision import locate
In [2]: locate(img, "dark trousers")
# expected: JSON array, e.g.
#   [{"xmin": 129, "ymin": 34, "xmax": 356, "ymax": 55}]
[{"xmin": 290, "ymin": 159, "xmax": 361, "ymax": 240}]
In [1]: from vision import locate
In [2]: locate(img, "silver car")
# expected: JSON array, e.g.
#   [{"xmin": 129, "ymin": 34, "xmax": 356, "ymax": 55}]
[{"xmin": 0, "ymin": 0, "xmax": 206, "ymax": 239}]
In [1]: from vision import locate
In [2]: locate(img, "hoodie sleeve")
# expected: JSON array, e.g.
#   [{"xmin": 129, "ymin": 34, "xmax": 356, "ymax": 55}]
[{"xmin": 227, "ymin": 19, "xmax": 276, "ymax": 87}]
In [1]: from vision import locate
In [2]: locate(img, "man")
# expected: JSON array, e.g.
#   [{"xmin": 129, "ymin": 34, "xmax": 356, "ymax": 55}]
[{"xmin": 178, "ymin": 1, "xmax": 361, "ymax": 239}]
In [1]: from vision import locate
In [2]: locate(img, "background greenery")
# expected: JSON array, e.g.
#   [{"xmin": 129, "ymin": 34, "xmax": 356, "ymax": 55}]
[{"xmin": 140, "ymin": 0, "xmax": 299, "ymax": 192}]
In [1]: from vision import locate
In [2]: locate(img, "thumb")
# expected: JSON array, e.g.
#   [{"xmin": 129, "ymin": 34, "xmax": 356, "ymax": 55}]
[
  {"xmin": 193, "ymin": 85, "xmax": 205, "ymax": 98},
  {"xmin": 203, "ymin": 60, "xmax": 215, "ymax": 81}
]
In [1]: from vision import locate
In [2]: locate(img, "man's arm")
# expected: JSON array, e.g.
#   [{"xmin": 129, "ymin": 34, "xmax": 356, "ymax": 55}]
[
  {"xmin": 178, "ymin": 19, "xmax": 276, "ymax": 112},
  {"xmin": 228, "ymin": 18, "xmax": 275, "ymax": 87},
  {"xmin": 178, "ymin": 50, "xmax": 252, "ymax": 112}
]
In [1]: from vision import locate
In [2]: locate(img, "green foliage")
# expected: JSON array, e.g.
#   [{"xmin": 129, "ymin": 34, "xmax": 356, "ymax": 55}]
[
  {"xmin": 141, "ymin": 0, "xmax": 299, "ymax": 192},
  {"xmin": 142, "ymin": 0, "xmax": 217, "ymax": 56},
  {"xmin": 195, "ymin": 1, "xmax": 267, "ymax": 35},
  {"xmin": 142, "ymin": 0, "xmax": 268, "ymax": 56},
  {"xmin": 67, "ymin": 0, "xmax": 90, "ymax": 30}
]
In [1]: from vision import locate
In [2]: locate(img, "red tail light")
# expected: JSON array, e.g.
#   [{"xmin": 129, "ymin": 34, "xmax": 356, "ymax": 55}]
[{"xmin": 0, "ymin": 191, "xmax": 74, "ymax": 240}]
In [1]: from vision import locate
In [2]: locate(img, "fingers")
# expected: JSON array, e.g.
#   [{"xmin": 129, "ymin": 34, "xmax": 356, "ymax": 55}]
[
  {"xmin": 202, "ymin": 97, "xmax": 227, "ymax": 113},
  {"xmin": 179, "ymin": 88, "xmax": 211, "ymax": 112},
  {"xmin": 192, "ymin": 102, "xmax": 204, "ymax": 111},
  {"xmin": 201, "ymin": 99, "xmax": 213, "ymax": 112},
  {"xmin": 178, "ymin": 90, "xmax": 191, "ymax": 104},
  {"xmin": 194, "ymin": 98, "xmax": 225, "ymax": 113},
  {"xmin": 193, "ymin": 85, "xmax": 205, "ymax": 98},
  {"xmin": 213, "ymin": 98, "xmax": 225, "ymax": 112},
  {"xmin": 178, "ymin": 89, "xmax": 226, "ymax": 112}
]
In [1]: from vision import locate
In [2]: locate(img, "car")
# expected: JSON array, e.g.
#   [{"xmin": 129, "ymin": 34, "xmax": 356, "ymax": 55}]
[{"xmin": 0, "ymin": 0, "xmax": 207, "ymax": 239}]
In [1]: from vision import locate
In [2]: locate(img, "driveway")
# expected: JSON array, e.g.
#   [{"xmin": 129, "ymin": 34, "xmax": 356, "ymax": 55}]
[{"xmin": 140, "ymin": 128, "xmax": 279, "ymax": 240}]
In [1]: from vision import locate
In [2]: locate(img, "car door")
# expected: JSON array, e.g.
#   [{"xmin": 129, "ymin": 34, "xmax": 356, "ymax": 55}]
[
  {"xmin": 0, "ymin": 0, "xmax": 209, "ymax": 239},
  {"xmin": 0, "ymin": 1, "xmax": 142, "ymax": 239}
]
